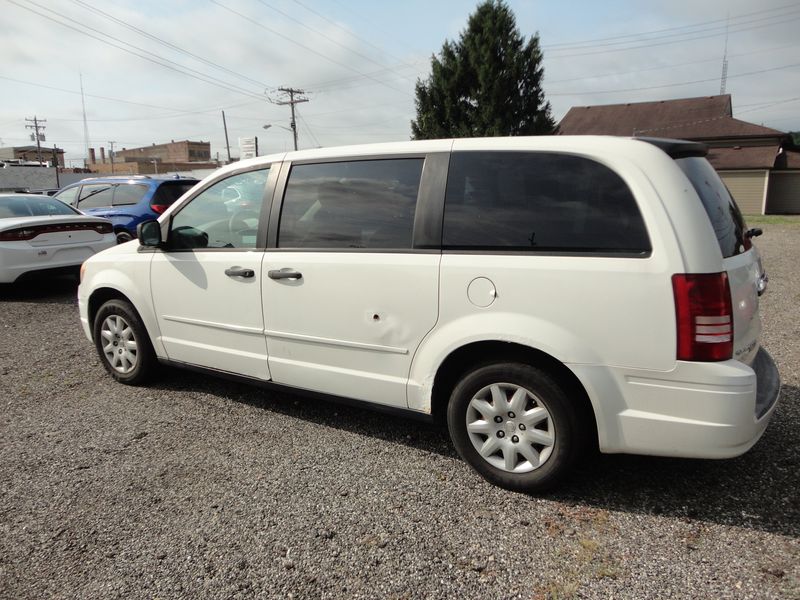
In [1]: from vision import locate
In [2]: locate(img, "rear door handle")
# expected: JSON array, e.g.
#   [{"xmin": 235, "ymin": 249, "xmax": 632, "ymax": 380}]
[
  {"xmin": 225, "ymin": 266, "xmax": 255, "ymax": 278},
  {"xmin": 268, "ymin": 268, "xmax": 303, "ymax": 280}
]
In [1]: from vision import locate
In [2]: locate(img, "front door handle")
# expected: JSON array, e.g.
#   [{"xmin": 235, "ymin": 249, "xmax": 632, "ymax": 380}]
[
  {"xmin": 268, "ymin": 268, "xmax": 303, "ymax": 280},
  {"xmin": 225, "ymin": 266, "xmax": 255, "ymax": 278}
]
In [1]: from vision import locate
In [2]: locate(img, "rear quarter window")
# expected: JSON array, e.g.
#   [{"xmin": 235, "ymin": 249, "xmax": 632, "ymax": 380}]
[
  {"xmin": 153, "ymin": 181, "xmax": 197, "ymax": 207},
  {"xmin": 676, "ymin": 157, "xmax": 747, "ymax": 258},
  {"xmin": 78, "ymin": 184, "xmax": 115, "ymax": 209},
  {"xmin": 443, "ymin": 151, "xmax": 651, "ymax": 254},
  {"xmin": 112, "ymin": 184, "xmax": 149, "ymax": 206}
]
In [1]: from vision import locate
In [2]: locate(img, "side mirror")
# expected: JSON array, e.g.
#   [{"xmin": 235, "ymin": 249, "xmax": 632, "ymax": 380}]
[{"xmin": 137, "ymin": 220, "xmax": 162, "ymax": 247}]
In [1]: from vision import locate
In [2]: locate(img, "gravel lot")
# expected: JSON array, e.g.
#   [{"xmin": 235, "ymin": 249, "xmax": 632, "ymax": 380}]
[{"xmin": 1, "ymin": 223, "xmax": 798, "ymax": 600}]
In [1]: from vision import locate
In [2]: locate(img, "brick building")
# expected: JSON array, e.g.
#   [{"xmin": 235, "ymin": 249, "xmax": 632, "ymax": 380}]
[
  {"xmin": 0, "ymin": 145, "xmax": 65, "ymax": 167},
  {"xmin": 114, "ymin": 140, "xmax": 212, "ymax": 163},
  {"xmin": 87, "ymin": 140, "xmax": 218, "ymax": 175}
]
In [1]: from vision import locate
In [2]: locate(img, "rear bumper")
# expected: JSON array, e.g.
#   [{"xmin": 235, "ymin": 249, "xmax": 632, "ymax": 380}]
[
  {"xmin": 571, "ymin": 348, "xmax": 781, "ymax": 459},
  {"xmin": 0, "ymin": 238, "xmax": 115, "ymax": 283}
]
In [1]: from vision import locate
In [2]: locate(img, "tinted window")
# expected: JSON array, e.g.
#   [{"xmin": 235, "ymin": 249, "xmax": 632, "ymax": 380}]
[
  {"xmin": 112, "ymin": 184, "xmax": 149, "ymax": 206},
  {"xmin": 54, "ymin": 186, "xmax": 80, "ymax": 206},
  {"xmin": 676, "ymin": 157, "xmax": 746, "ymax": 258},
  {"xmin": 278, "ymin": 158, "xmax": 423, "ymax": 249},
  {"xmin": 443, "ymin": 152, "xmax": 650, "ymax": 254},
  {"xmin": 169, "ymin": 169, "xmax": 268, "ymax": 249},
  {"xmin": 79, "ymin": 184, "xmax": 114, "ymax": 209},
  {"xmin": 0, "ymin": 195, "xmax": 79, "ymax": 218},
  {"xmin": 152, "ymin": 181, "xmax": 196, "ymax": 208}
]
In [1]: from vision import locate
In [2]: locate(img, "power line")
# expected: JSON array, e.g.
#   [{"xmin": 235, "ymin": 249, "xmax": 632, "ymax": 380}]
[
  {"xmin": 295, "ymin": 107, "xmax": 321, "ymax": 148},
  {"xmin": 548, "ymin": 61, "xmax": 800, "ymax": 97},
  {"xmin": 543, "ymin": 2, "xmax": 800, "ymax": 50},
  {"xmin": 210, "ymin": 0, "xmax": 411, "ymax": 97},
  {"xmin": 737, "ymin": 96, "xmax": 800, "ymax": 116},
  {"xmin": 8, "ymin": 0, "xmax": 268, "ymax": 101},
  {"xmin": 68, "ymin": 0, "xmax": 271, "ymax": 90},
  {"xmin": 325, "ymin": 0, "xmax": 423, "ymax": 57},
  {"xmin": 252, "ymin": 0, "xmax": 416, "ymax": 84},
  {"xmin": 545, "ymin": 42, "xmax": 799, "ymax": 86},
  {"xmin": 546, "ymin": 10, "xmax": 800, "ymax": 59},
  {"xmin": 290, "ymin": 0, "xmax": 422, "ymax": 75},
  {"xmin": 0, "ymin": 75, "xmax": 267, "ymax": 119}
]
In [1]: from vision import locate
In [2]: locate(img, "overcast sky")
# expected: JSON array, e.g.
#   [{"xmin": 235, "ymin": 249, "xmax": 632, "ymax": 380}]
[{"xmin": 2, "ymin": 0, "xmax": 799, "ymax": 165}]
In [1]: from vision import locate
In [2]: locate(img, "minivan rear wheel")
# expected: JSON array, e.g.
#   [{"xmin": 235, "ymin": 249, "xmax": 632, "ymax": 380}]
[
  {"xmin": 93, "ymin": 299, "xmax": 156, "ymax": 385},
  {"xmin": 116, "ymin": 231, "xmax": 134, "ymax": 244},
  {"xmin": 447, "ymin": 363, "xmax": 582, "ymax": 492}
]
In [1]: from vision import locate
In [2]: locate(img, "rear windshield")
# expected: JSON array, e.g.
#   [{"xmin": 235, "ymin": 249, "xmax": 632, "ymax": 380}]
[
  {"xmin": 153, "ymin": 181, "xmax": 196, "ymax": 206},
  {"xmin": 676, "ymin": 157, "xmax": 747, "ymax": 258},
  {"xmin": 0, "ymin": 195, "xmax": 79, "ymax": 218}
]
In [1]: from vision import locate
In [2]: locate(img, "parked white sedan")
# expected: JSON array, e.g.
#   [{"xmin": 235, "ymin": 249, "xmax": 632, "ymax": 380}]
[{"xmin": 0, "ymin": 194, "xmax": 116, "ymax": 283}]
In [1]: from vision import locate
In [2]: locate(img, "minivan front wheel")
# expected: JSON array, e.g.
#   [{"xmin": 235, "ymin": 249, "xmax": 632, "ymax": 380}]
[
  {"xmin": 93, "ymin": 299, "xmax": 155, "ymax": 385},
  {"xmin": 447, "ymin": 363, "xmax": 582, "ymax": 492}
]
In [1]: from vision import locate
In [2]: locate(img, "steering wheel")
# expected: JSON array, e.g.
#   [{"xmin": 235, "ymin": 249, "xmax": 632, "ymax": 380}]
[{"xmin": 228, "ymin": 209, "xmax": 261, "ymax": 239}]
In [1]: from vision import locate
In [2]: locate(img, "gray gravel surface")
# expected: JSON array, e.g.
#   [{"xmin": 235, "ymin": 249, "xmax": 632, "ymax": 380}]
[{"xmin": 1, "ymin": 223, "xmax": 798, "ymax": 600}]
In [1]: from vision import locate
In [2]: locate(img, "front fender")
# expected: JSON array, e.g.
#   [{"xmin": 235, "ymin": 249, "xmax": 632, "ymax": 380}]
[{"xmin": 78, "ymin": 249, "xmax": 163, "ymax": 357}]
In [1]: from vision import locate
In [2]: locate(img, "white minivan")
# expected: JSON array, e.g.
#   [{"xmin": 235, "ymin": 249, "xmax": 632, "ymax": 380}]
[{"xmin": 78, "ymin": 136, "xmax": 780, "ymax": 492}]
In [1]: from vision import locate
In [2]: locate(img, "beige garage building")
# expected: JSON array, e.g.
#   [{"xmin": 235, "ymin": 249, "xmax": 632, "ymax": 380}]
[{"xmin": 558, "ymin": 94, "xmax": 800, "ymax": 215}]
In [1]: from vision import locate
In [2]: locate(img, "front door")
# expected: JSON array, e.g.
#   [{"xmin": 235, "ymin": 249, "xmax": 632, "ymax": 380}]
[
  {"xmin": 261, "ymin": 157, "xmax": 440, "ymax": 407},
  {"xmin": 150, "ymin": 167, "xmax": 273, "ymax": 380}
]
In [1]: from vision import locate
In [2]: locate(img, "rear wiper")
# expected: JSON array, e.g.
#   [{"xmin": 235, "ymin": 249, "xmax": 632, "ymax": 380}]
[{"xmin": 80, "ymin": 186, "xmax": 112, "ymax": 201}]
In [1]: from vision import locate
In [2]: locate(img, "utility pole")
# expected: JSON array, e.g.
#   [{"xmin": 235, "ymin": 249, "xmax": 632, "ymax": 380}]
[
  {"xmin": 273, "ymin": 87, "xmax": 309, "ymax": 151},
  {"xmin": 52, "ymin": 146, "xmax": 60, "ymax": 187},
  {"xmin": 108, "ymin": 141, "xmax": 116, "ymax": 174},
  {"xmin": 25, "ymin": 116, "xmax": 46, "ymax": 165},
  {"xmin": 222, "ymin": 110, "xmax": 231, "ymax": 163}
]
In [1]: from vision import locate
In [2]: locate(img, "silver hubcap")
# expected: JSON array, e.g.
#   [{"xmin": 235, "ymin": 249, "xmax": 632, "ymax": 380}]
[
  {"xmin": 100, "ymin": 315, "xmax": 138, "ymax": 374},
  {"xmin": 466, "ymin": 383, "xmax": 555, "ymax": 473}
]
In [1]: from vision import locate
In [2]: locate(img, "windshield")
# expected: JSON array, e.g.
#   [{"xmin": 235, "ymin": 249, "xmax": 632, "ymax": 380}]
[
  {"xmin": 676, "ymin": 157, "xmax": 748, "ymax": 258},
  {"xmin": 0, "ymin": 195, "xmax": 80, "ymax": 219}
]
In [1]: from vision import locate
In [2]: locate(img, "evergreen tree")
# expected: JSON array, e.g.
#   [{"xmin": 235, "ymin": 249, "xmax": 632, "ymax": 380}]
[{"xmin": 411, "ymin": 0, "xmax": 556, "ymax": 139}]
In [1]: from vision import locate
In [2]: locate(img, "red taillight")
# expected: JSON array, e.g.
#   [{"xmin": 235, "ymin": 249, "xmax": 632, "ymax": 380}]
[
  {"xmin": 672, "ymin": 273, "xmax": 733, "ymax": 362},
  {"xmin": 150, "ymin": 203, "xmax": 168, "ymax": 214},
  {"xmin": 0, "ymin": 221, "xmax": 112, "ymax": 241}
]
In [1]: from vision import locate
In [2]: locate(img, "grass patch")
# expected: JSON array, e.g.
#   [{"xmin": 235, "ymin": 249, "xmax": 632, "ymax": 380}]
[{"xmin": 743, "ymin": 215, "xmax": 800, "ymax": 226}]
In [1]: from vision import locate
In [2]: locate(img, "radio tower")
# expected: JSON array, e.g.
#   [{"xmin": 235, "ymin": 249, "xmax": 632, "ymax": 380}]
[
  {"xmin": 80, "ymin": 74, "xmax": 91, "ymax": 167},
  {"xmin": 720, "ymin": 14, "xmax": 729, "ymax": 95}
]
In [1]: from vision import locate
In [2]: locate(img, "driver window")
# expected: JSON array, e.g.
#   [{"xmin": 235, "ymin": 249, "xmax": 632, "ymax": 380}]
[{"xmin": 169, "ymin": 168, "xmax": 269, "ymax": 249}]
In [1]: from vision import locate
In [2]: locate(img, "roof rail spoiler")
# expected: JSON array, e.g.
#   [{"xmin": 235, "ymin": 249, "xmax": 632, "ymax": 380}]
[{"xmin": 634, "ymin": 137, "xmax": 708, "ymax": 159}]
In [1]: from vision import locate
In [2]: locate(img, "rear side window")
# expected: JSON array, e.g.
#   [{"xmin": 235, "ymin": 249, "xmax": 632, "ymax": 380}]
[
  {"xmin": 443, "ymin": 152, "xmax": 651, "ymax": 254},
  {"xmin": 78, "ymin": 184, "xmax": 114, "ymax": 209},
  {"xmin": 112, "ymin": 184, "xmax": 149, "ymax": 206},
  {"xmin": 55, "ymin": 186, "xmax": 80, "ymax": 207},
  {"xmin": 676, "ymin": 157, "xmax": 747, "ymax": 258},
  {"xmin": 152, "ymin": 181, "xmax": 196, "ymax": 208},
  {"xmin": 278, "ymin": 158, "xmax": 423, "ymax": 249}
]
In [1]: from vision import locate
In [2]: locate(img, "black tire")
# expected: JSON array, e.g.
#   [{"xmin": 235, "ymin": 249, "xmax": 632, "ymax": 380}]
[
  {"xmin": 447, "ymin": 362, "xmax": 585, "ymax": 493},
  {"xmin": 116, "ymin": 231, "xmax": 134, "ymax": 244},
  {"xmin": 93, "ymin": 299, "xmax": 156, "ymax": 385}
]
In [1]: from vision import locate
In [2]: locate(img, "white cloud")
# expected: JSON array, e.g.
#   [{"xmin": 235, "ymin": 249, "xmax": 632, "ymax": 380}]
[{"xmin": 0, "ymin": 0, "xmax": 797, "ymax": 166}]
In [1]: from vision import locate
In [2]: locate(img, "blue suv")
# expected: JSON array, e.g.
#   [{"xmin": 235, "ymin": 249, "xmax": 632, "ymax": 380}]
[{"xmin": 54, "ymin": 175, "xmax": 198, "ymax": 243}]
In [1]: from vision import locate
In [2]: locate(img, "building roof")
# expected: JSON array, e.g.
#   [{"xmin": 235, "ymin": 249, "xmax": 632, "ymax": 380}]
[
  {"xmin": 777, "ymin": 149, "xmax": 800, "ymax": 169},
  {"xmin": 558, "ymin": 94, "xmax": 785, "ymax": 139},
  {"xmin": 706, "ymin": 146, "xmax": 779, "ymax": 170}
]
